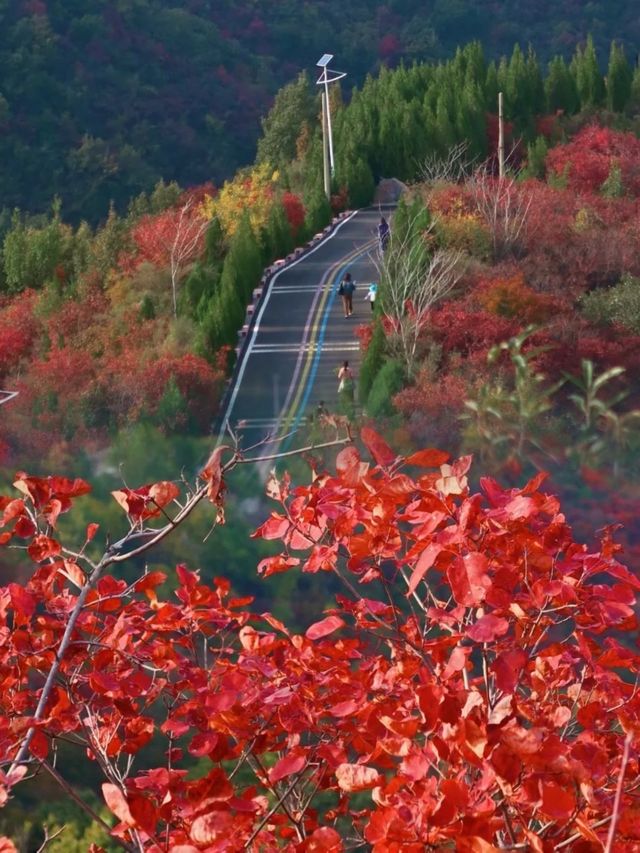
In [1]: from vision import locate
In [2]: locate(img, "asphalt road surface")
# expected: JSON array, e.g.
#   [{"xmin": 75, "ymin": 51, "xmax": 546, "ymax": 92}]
[{"xmin": 219, "ymin": 207, "xmax": 382, "ymax": 453}]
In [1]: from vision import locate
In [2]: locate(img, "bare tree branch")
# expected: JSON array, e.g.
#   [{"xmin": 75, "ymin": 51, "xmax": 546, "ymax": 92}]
[
  {"xmin": 169, "ymin": 198, "xmax": 211, "ymax": 317},
  {"xmin": 374, "ymin": 211, "xmax": 465, "ymax": 376},
  {"xmin": 469, "ymin": 167, "xmax": 532, "ymax": 259},
  {"xmin": 419, "ymin": 141, "xmax": 475, "ymax": 187}
]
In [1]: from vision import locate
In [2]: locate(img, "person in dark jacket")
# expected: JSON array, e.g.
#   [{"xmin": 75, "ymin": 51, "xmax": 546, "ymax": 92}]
[
  {"xmin": 378, "ymin": 216, "xmax": 390, "ymax": 252},
  {"xmin": 338, "ymin": 272, "xmax": 356, "ymax": 317}
]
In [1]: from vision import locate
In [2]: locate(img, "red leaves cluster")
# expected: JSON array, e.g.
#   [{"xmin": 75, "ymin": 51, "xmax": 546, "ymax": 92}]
[
  {"xmin": 0, "ymin": 435, "xmax": 639, "ymax": 849},
  {"xmin": 111, "ymin": 481, "xmax": 179, "ymax": 522},
  {"xmin": 0, "ymin": 291, "xmax": 39, "ymax": 379},
  {"xmin": 121, "ymin": 200, "xmax": 209, "ymax": 276},
  {"xmin": 281, "ymin": 191, "xmax": 305, "ymax": 238},
  {"xmin": 546, "ymin": 125, "xmax": 640, "ymax": 195}
]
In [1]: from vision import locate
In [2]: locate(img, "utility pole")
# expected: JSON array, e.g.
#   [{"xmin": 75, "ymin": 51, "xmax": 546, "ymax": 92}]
[
  {"xmin": 498, "ymin": 91, "xmax": 505, "ymax": 179},
  {"xmin": 316, "ymin": 55, "xmax": 346, "ymax": 201},
  {"xmin": 321, "ymin": 85, "xmax": 331, "ymax": 200}
]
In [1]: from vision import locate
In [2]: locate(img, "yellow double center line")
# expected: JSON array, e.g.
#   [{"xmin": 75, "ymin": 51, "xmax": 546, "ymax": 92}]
[{"xmin": 278, "ymin": 239, "xmax": 376, "ymax": 437}]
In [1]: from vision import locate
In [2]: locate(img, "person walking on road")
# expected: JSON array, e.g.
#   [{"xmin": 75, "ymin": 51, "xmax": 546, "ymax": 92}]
[
  {"xmin": 337, "ymin": 360, "xmax": 355, "ymax": 419},
  {"xmin": 338, "ymin": 273, "xmax": 356, "ymax": 317},
  {"xmin": 364, "ymin": 282, "xmax": 377, "ymax": 312},
  {"xmin": 378, "ymin": 216, "xmax": 391, "ymax": 253},
  {"xmin": 337, "ymin": 360, "xmax": 354, "ymax": 397}
]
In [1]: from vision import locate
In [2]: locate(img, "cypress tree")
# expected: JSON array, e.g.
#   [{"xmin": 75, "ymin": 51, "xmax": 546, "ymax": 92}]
[
  {"xmin": 217, "ymin": 262, "xmax": 247, "ymax": 343},
  {"xmin": 524, "ymin": 136, "xmax": 548, "ymax": 179},
  {"xmin": 256, "ymin": 72, "xmax": 316, "ymax": 170},
  {"xmin": 505, "ymin": 44, "xmax": 532, "ymax": 128},
  {"xmin": 607, "ymin": 41, "xmax": 632, "ymax": 112},
  {"xmin": 485, "ymin": 62, "xmax": 499, "ymax": 112},
  {"xmin": 359, "ymin": 318, "xmax": 386, "ymax": 403},
  {"xmin": 378, "ymin": 108, "xmax": 399, "ymax": 177},
  {"xmin": 462, "ymin": 41, "xmax": 486, "ymax": 90},
  {"xmin": 631, "ymin": 65, "xmax": 640, "ymax": 109},
  {"xmin": 225, "ymin": 212, "xmax": 262, "ymax": 303},
  {"xmin": 304, "ymin": 186, "xmax": 332, "ymax": 236},
  {"xmin": 525, "ymin": 47, "xmax": 545, "ymax": 117},
  {"xmin": 457, "ymin": 81, "xmax": 487, "ymax": 160},
  {"xmin": 204, "ymin": 217, "xmax": 226, "ymax": 265},
  {"xmin": 571, "ymin": 36, "xmax": 605, "ymax": 109},
  {"xmin": 545, "ymin": 56, "xmax": 579, "ymax": 113},
  {"xmin": 435, "ymin": 94, "xmax": 455, "ymax": 155},
  {"xmin": 262, "ymin": 200, "xmax": 294, "ymax": 263},
  {"xmin": 345, "ymin": 157, "xmax": 375, "ymax": 208}
]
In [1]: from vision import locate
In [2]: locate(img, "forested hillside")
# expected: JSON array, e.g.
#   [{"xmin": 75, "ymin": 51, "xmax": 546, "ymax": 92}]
[
  {"xmin": 2, "ymin": 0, "xmax": 640, "ymax": 221},
  {"xmin": 4, "ymin": 13, "xmax": 640, "ymax": 848}
]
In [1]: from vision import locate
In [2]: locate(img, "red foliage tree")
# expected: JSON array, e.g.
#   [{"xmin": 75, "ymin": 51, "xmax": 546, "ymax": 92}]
[
  {"xmin": 281, "ymin": 191, "xmax": 306, "ymax": 238},
  {"xmin": 0, "ymin": 291, "xmax": 40, "ymax": 379},
  {"xmin": 546, "ymin": 125, "xmax": 640, "ymax": 196},
  {"xmin": 122, "ymin": 201, "xmax": 210, "ymax": 315},
  {"xmin": 0, "ymin": 431, "xmax": 638, "ymax": 850}
]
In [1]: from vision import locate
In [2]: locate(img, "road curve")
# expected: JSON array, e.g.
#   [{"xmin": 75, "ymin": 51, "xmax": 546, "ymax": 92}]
[{"xmin": 219, "ymin": 207, "xmax": 381, "ymax": 451}]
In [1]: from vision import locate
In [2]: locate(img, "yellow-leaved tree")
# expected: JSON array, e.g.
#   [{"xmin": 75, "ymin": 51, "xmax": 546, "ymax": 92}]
[{"xmin": 202, "ymin": 163, "xmax": 279, "ymax": 237}]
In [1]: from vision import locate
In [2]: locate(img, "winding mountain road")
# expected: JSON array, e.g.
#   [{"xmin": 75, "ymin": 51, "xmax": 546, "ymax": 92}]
[{"xmin": 219, "ymin": 207, "xmax": 382, "ymax": 452}]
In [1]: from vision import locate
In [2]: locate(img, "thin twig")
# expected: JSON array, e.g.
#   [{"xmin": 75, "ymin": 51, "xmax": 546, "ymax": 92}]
[
  {"xmin": 604, "ymin": 733, "xmax": 633, "ymax": 853},
  {"xmin": 41, "ymin": 760, "xmax": 130, "ymax": 851},
  {"xmin": 35, "ymin": 824, "xmax": 67, "ymax": 853}
]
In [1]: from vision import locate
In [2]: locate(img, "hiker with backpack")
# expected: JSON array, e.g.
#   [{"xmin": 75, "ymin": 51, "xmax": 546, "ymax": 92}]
[{"xmin": 338, "ymin": 272, "xmax": 356, "ymax": 317}]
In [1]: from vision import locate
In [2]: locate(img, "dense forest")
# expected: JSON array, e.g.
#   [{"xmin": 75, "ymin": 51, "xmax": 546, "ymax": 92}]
[{"xmin": 3, "ymin": 0, "xmax": 640, "ymax": 221}]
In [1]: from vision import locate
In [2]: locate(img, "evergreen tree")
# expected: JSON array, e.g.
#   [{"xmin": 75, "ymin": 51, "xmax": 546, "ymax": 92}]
[
  {"xmin": 378, "ymin": 108, "xmax": 404, "ymax": 177},
  {"xmin": 457, "ymin": 81, "xmax": 487, "ymax": 160},
  {"xmin": 435, "ymin": 93, "xmax": 455, "ymax": 155},
  {"xmin": 461, "ymin": 41, "xmax": 487, "ymax": 91},
  {"xmin": 225, "ymin": 211, "xmax": 263, "ymax": 302},
  {"xmin": 631, "ymin": 65, "xmax": 640, "ymax": 110},
  {"xmin": 203, "ymin": 216, "xmax": 226, "ymax": 265},
  {"xmin": 523, "ymin": 135, "xmax": 548, "ymax": 179},
  {"xmin": 504, "ymin": 44, "xmax": 538, "ymax": 130},
  {"xmin": 359, "ymin": 318, "xmax": 386, "ymax": 403},
  {"xmin": 525, "ymin": 46, "xmax": 545, "ymax": 117},
  {"xmin": 344, "ymin": 157, "xmax": 375, "ymax": 208},
  {"xmin": 304, "ymin": 186, "xmax": 332, "ymax": 236},
  {"xmin": 571, "ymin": 36, "xmax": 605, "ymax": 109},
  {"xmin": 607, "ymin": 41, "xmax": 632, "ymax": 112},
  {"xmin": 601, "ymin": 163, "xmax": 624, "ymax": 197},
  {"xmin": 3, "ymin": 202, "xmax": 68, "ymax": 293},
  {"xmin": 183, "ymin": 261, "xmax": 221, "ymax": 317},
  {"xmin": 545, "ymin": 56, "xmax": 579, "ymax": 113},
  {"xmin": 256, "ymin": 72, "xmax": 317, "ymax": 170},
  {"xmin": 262, "ymin": 200, "xmax": 294, "ymax": 263},
  {"xmin": 485, "ymin": 62, "xmax": 499, "ymax": 112},
  {"xmin": 71, "ymin": 221, "xmax": 93, "ymax": 282},
  {"xmin": 91, "ymin": 204, "xmax": 128, "ymax": 281},
  {"xmin": 217, "ymin": 261, "xmax": 248, "ymax": 344}
]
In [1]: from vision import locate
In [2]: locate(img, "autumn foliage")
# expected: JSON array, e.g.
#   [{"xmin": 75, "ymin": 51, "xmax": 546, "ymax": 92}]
[
  {"xmin": 546, "ymin": 126, "xmax": 640, "ymax": 196},
  {"xmin": 0, "ymin": 430, "xmax": 638, "ymax": 850}
]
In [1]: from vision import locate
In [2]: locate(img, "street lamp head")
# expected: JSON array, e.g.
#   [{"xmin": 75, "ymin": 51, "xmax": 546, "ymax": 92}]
[{"xmin": 317, "ymin": 54, "xmax": 333, "ymax": 68}]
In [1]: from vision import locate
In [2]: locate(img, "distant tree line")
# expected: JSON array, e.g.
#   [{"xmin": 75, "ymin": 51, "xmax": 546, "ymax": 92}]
[{"xmin": 259, "ymin": 38, "xmax": 640, "ymax": 210}]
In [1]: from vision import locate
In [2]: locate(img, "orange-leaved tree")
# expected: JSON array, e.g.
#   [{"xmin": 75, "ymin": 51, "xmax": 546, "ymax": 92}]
[{"xmin": 0, "ymin": 428, "xmax": 638, "ymax": 851}]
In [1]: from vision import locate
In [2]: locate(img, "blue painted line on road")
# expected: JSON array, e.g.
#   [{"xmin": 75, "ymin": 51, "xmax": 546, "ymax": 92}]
[{"xmin": 281, "ymin": 248, "xmax": 369, "ymax": 451}]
